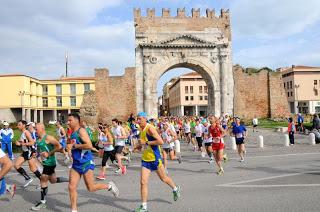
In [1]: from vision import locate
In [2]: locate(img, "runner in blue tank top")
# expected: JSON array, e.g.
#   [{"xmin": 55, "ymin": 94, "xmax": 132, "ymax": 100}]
[{"xmin": 67, "ymin": 113, "xmax": 119, "ymax": 212}]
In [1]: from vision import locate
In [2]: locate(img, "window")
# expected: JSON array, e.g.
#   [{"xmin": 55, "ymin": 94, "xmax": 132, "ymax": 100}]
[
  {"xmin": 42, "ymin": 85, "xmax": 48, "ymax": 95},
  {"xmin": 314, "ymin": 80, "xmax": 318, "ymax": 85},
  {"xmin": 290, "ymin": 92, "xmax": 293, "ymax": 97},
  {"xmin": 290, "ymin": 81, "xmax": 293, "ymax": 89},
  {"xmin": 185, "ymin": 96, "xmax": 189, "ymax": 101},
  {"xmin": 284, "ymin": 83, "xmax": 286, "ymax": 89},
  {"xmin": 204, "ymin": 86, "xmax": 208, "ymax": 93},
  {"xmin": 84, "ymin": 83, "xmax": 90, "ymax": 92},
  {"xmin": 315, "ymin": 89, "xmax": 318, "ymax": 96},
  {"xmin": 287, "ymin": 92, "xmax": 290, "ymax": 97},
  {"xmin": 42, "ymin": 97, "xmax": 48, "ymax": 107},
  {"xmin": 204, "ymin": 95, "xmax": 208, "ymax": 100},
  {"xmin": 199, "ymin": 96, "xmax": 203, "ymax": 101},
  {"xmin": 199, "ymin": 86, "xmax": 203, "ymax": 93},
  {"xmin": 190, "ymin": 96, "xmax": 194, "ymax": 101},
  {"xmin": 56, "ymin": 84, "xmax": 62, "ymax": 95},
  {"xmin": 56, "ymin": 96, "xmax": 62, "ymax": 107},
  {"xmin": 70, "ymin": 84, "xmax": 76, "ymax": 95},
  {"xmin": 190, "ymin": 86, "xmax": 193, "ymax": 94},
  {"xmin": 70, "ymin": 96, "xmax": 76, "ymax": 106},
  {"xmin": 185, "ymin": 86, "xmax": 188, "ymax": 94}
]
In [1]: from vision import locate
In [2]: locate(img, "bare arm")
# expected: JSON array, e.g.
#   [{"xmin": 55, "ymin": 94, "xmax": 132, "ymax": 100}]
[
  {"xmin": 0, "ymin": 155, "xmax": 13, "ymax": 179},
  {"xmin": 74, "ymin": 128, "xmax": 93, "ymax": 150},
  {"xmin": 219, "ymin": 126, "xmax": 226, "ymax": 137},
  {"xmin": 106, "ymin": 131, "xmax": 114, "ymax": 145},
  {"xmin": 21, "ymin": 131, "xmax": 35, "ymax": 146},
  {"xmin": 147, "ymin": 127, "xmax": 164, "ymax": 146},
  {"xmin": 47, "ymin": 135, "xmax": 62, "ymax": 156}
]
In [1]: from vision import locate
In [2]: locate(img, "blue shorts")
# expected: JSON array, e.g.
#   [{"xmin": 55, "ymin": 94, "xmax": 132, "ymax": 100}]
[
  {"xmin": 60, "ymin": 139, "xmax": 67, "ymax": 149},
  {"xmin": 142, "ymin": 159, "xmax": 163, "ymax": 172},
  {"xmin": 72, "ymin": 161, "xmax": 95, "ymax": 175},
  {"xmin": 0, "ymin": 178, "xmax": 6, "ymax": 196}
]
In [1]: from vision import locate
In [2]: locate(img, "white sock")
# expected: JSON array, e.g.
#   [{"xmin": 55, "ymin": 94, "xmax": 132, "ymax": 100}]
[
  {"xmin": 173, "ymin": 186, "xmax": 178, "ymax": 192},
  {"xmin": 71, "ymin": 210, "xmax": 78, "ymax": 212},
  {"xmin": 141, "ymin": 202, "xmax": 147, "ymax": 209}
]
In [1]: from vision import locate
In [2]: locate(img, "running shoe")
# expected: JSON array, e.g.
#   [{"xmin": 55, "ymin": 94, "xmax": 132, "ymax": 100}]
[
  {"xmin": 217, "ymin": 168, "xmax": 224, "ymax": 175},
  {"xmin": 97, "ymin": 174, "xmax": 106, "ymax": 180},
  {"xmin": 134, "ymin": 205, "xmax": 148, "ymax": 212},
  {"xmin": 201, "ymin": 152, "xmax": 206, "ymax": 158},
  {"xmin": 23, "ymin": 178, "xmax": 33, "ymax": 188},
  {"xmin": 115, "ymin": 168, "xmax": 121, "ymax": 174},
  {"xmin": 173, "ymin": 185, "xmax": 181, "ymax": 201},
  {"xmin": 177, "ymin": 155, "xmax": 182, "ymax": 164},
  {"xmin": 108, "ymin": 181, "xmax": 119, "ymax": 197},
  {"xmin": 238, "ymin": 159, "xmax": 245, "ymax": 163},
  {"xmin": 208, "ymin": 158, "xmax": 214, "ymax": 164},
  {"xmin": 6, "ymin": 184, "xmax": 16, "ymax": 198},
  {"xmin": 223, "ymin": 154, "xmax": 229, "ymax": 163},
  {"xmin": 31, "ymin": 201, "xmax": 47, "ymax": 211}
]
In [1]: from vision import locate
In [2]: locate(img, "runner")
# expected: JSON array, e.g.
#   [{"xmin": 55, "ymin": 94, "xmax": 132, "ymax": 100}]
[
  {"xmin": 202, "ymin": 119, "xmax": 214, "ymax": 163},
  {"xmin": 209, "ymin": 116, "xmax": 226, "ymax": 175},
  {"xmin": 194, "ymin": 119, "xmax": 205, "ymax": 157},
  {"xmin": 0, "ymin": 148, "xmax": 16, "ymax": 198},
  {"xmin": 183, "ymin": 119, "xmax": 192, "ymax": 147},
  {"xmin": 31, "ymin": 123, "xmax": 69, "ymax": 211},
  {"xmin": 134, "ymin": 112, "xmax": 180, "ymax": 212},
  {"xmin": 14, "ymin": 120, "xmax": 41, "ymax": 187},
  {"xmin": 67, "ymin": 113, "xmax": 119, "ymax": 212},
  {"xmin": 0, "ymin": 121, "xmax": 14, "ymax": 160},
  {"xmin": 161, "ymin": 123, "xmax": 179, "ymax": 174},
  {"xmin": 56, "ymin": 121, "xmax": 70, "ymax": 164},
  {"xmin": 111, "ymin": 118, "xmax": 129, "ymax": 175},
  {"xmin": 231, "ymin": 117, "xmax": 247, "ymax": 162},
  {"xmin": 96, "ymin": 125, "xmax": 115, "ymax": 180}
]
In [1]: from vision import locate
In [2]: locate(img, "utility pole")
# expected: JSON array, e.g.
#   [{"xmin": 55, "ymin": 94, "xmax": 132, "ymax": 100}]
[{"xmin": 65, "ymin": 51, "xmax": 68, "ymax": 77}]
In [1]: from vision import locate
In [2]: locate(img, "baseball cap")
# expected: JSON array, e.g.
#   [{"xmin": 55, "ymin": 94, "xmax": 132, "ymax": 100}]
[
  {"xmin": 27, "ymin": 122, "xmax": 35, "ymax": 127},
  {"xmin": 137, "ymin": 112, "xmax": 148, "ymax": 118}
]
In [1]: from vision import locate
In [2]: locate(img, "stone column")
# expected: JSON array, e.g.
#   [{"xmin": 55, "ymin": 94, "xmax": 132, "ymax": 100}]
[
  {"xmin": 53, "ymin": 110, "xmax": 57, "ymax": 121},
  {"xmin": 181, "ymin": 105, "xmax": 184, "ymax": 116},
  {"xmin": 34, "ymin": 109, "xmax": 38, "ymax": 123},
  {"xmin": 219, "ymin": 50, "xmax": 228, "ymax": 115},
  {"xmin": 26, "ymin": 108, "xmax": 31, "ymax": 122},
  {"xmin": 294, "ymin": 101, "xmax": 299, "ymax": 114},
  {"xmin": 195, "ymin": 105, "xmax": 198, "ymax": 116},
  {"xmin": 39, "ymin": 110, "xmax": 44, "ymax": 123},
  {"xmin": 22, "ymin": 108, "xmax": 26, "ymax": 120},
  {"xmin": 68, "ymin": 109, "xmax": 71, "ymax": 114}
]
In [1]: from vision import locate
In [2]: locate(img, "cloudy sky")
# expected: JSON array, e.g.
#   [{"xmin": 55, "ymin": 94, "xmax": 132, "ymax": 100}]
[{"xmin": 1, "ymin": 0, "xmax": 320, "ymax": 94}]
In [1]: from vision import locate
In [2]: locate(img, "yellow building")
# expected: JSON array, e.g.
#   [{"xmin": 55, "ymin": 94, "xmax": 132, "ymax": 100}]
[{"xmin": 0, "ymin": 74, "xmax": 95, "ymax": 123}]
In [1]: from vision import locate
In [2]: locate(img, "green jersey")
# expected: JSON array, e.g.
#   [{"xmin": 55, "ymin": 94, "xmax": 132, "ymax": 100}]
[
  {"xmin": 36, "ymin": 135, "xmax": 56, "ymax": 166},
  {"xmin": 190, "ymin": 121, "xmax": 196, "ymax": 133}
]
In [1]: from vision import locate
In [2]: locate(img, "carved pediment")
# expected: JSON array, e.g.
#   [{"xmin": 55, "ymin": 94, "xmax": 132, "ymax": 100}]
[{"xmin": 140, "ymin": 34, "xmax": 223, "ymax": 48}]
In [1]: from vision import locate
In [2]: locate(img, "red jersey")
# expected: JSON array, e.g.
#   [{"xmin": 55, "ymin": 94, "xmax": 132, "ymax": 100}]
[{"xmin": 209, "ymin": 125, "xmax": 222, "ymax": 138}]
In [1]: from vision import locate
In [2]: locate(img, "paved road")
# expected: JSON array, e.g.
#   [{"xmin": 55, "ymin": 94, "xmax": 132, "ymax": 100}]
[{"xmin": 2, "ymin": 129, "xmax": 320, "ymax": 212}]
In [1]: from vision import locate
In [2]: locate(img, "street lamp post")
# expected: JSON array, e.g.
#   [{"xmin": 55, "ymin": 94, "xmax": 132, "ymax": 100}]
[
  {"xmin": 294, "ymin": 84, "xmax": 300, "ymax": 114},
  {"xmin": 18, "ymin": 91, "xmax": 26, "ymax": 120}
]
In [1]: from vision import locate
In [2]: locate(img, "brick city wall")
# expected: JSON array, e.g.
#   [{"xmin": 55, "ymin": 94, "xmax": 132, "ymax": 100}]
[
  {"xmin": 80, "ymin": 67, "xmax": 137, "ymax": 125},
  {"xmin": 81, "ymin": 66, "xmax": 289, "ymax": 125},
  {"xmin": 233, "ymin": 66, "xmax": 290, "ymax": 119}
]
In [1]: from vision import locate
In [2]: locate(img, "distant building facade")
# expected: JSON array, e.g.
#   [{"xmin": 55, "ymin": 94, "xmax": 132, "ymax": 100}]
[
  {"xmin": 168, "ymin": 72, "xmax": 208, "ymax": 116},
  {"xmin": 280, "ymin": 65, "xmax": 320, "ymax": 114},
  {"xmin": 0, "ymin": 74, "xmax": 95, "ymax": 123}
]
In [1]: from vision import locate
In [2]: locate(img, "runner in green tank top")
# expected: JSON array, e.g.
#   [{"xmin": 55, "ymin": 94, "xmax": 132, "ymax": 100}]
[{"xmin": 31, "ymin": 123, "xmax": 69, "ymax": 211}]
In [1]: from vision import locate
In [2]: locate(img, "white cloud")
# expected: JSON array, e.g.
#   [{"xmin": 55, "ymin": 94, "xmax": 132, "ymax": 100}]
[
  {"xmin": 0, "ymin": 0, "xmax": 133, "ymax": 79},
  {"xmin": 231, "ymin": 0, "xmax": 320, "ymax": 39}
]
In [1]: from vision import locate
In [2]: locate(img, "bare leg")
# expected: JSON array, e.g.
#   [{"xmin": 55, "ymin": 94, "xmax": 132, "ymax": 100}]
[
  {"xmin": 68, "ymin": 169, "xmax": 81, "ymax": 211},
  {"xmin": 140, "ymin": 167, "xmax": 151, "ymax": 203}
]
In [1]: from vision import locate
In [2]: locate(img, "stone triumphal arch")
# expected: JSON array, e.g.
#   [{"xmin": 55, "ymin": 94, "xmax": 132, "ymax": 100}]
[{"xmin": 134, "ymin": 8, "xmax": 234, "ymax": 117}]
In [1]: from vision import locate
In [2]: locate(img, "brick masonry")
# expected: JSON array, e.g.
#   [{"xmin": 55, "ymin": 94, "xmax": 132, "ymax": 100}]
[
  {"xmin": 80, "ymin": 66, "xmax": 289, "ymax": 125},
  {"xmin": 233, "ymin": 66, "xmax": 290, "ymax": 119},
  {"xmin": 81, "ymin": 67, "xmax": 137, "ymax": 124}
]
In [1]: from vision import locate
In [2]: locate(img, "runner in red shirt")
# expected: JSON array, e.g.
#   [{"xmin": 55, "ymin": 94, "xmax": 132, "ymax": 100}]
[{"xmin": 209, "ymin": 116, "xmax": 226, "ymax": 175}]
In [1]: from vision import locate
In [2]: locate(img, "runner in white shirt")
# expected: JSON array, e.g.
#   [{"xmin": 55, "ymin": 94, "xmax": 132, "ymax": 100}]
[
  {"xmin": 195, "ymin": 120, "xmax": 206, "ymax": 157},
  {"xmin": 202, "ymin": 120, "xmax": 214, "ymax": 163},
  {"xmin": 0, "ymin": 149, "xmax": 15, "ymax": 198},
  {"xmin": 183, "ymin": 120, "xmax": 192, "ymax": 146},
  {"xmin": 111, "ymin": 119, "xmax": 130, "ymax": 175}
]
